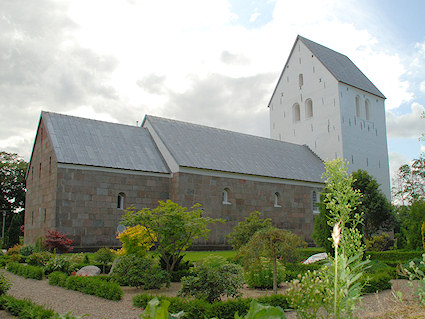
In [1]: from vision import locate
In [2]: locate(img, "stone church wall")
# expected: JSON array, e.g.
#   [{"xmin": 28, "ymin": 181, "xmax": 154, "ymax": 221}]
[
  {"xmin": 54, "ymin": 167, "xmax": 170, "ymax": 248},
  {"xmin": 171, "ymin": 171, "xmax": 321, "ymax": 248}
]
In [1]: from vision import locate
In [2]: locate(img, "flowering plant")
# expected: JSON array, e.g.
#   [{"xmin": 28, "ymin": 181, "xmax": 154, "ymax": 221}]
[{"xmin": 116, "ymin": 225, "xmax": 155, "ymax": 256}]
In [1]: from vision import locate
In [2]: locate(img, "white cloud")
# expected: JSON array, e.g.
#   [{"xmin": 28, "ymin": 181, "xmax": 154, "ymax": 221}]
[
  {"xmin": 389, "ymin": 151, "xmax": 410, "ymax": 184},
  {"xmin": 386, "ymin": 102, "xmax": 425, "ymax": 138}
]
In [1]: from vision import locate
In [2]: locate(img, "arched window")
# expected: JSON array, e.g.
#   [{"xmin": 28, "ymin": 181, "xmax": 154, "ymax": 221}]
[
  {"xmin": 312, "ymin": 191, "xmax": 319, "ymax": 213},
  {"xmin": 355, "ymin": 95, "xmax": 361, "ymax": 117},
  {"xmin": 117, "ymin": 192, "xmax": 125, "ymax": 210},
  {"xmin": 222, "ymin": 188, "xmax": 231, "ymax": 205},
  {"xmin": 305, "ymin": 99, "xmax": 313, "ymax": 118},
  {"xmin": 274, "ymin": 192, "xmax": 281, "ymax": 207},
  {"xmin": 365, "ymin": 99, "xmax": 371, "ymax": 120},
  {"xmin": 293, "ymin": 103, "xmax": 300, "ymax": 122}
]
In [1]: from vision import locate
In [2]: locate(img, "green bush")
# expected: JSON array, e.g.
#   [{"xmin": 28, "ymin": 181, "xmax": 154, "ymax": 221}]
[
  {"xmin": 284, "ymin": 262, "xmax": 323, "ymax": 281},
  {"xmin": 0, "ymin": 272, "xmax": 10, "ymax": 295},
  {"xmin": 133, "ymin": 294, "xmax": 290, "ymax": 319},
  {"xmin": 365, "ymin": 233, "xmax": 394, "ymax": 251},
  {"xmin": 179, "ymin": 256, "xmax": 244, "ymax": 303},
  {"xmin": 6, "ymin": 262, "xmax": 44, "ymax": 280},
  {"xmin": 44, "ymin": 255, "xmax": 77, "ymax": 275},
  {"xmin": 244, "ymin": 257, "xmax": 285, "ymax": 289},
  {"xmin": 362, "ymin": 271, "xmax": 392, "ymax": 294},
  {"xmin": 48, "ymin": 272, "xmax": 123, "ymax": 301},
  {"xmin": 111, "ymin": 255, "xmax": 169, "ymax": 289},
  {"xmin": 48, "ymin": 271, "xmax": 68, "ymax": 286},
  {"xmin": 18, "ymin": 245, "xmax": 34, "ymax": 257},
  {"xmin": 93, "ymin": 248, "xmax": 115, "ymax": 274},
  {"xmin": 27, "ymin": 251, "xmax": 53, "ymax": 267},
  {"xmin": 367, "ymin": 250, "xmax": 423, "ymax": 264},
  {"xmin": 0, "ymin": 256, "xmax": 8, "ymax": 268},
  {"xmin": 0, "ymin": 294, "xmax": 55, "ymax": 318}
]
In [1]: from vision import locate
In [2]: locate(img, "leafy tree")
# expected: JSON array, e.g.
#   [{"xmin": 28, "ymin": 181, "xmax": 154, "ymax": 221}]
[
  {"xmin": 239, "ymin": 227, "xmax": 306, "ymax": 294},
  {"xmin": 226, "ymin": 211, "xmax": 272, "ymax": 250},
  {"xmin": 312, "ymin": 196, "xmax": 333, "ymax": 253},
  {"xmin": 397, "ymin": 200, "xmax": 425, "ymax": 250},
  {"xmin": 392, "ymin": 156, "xmax": 425, "ymax": 205},
  {"xmin": 122, "ymin": 200, "xmax": 222, "ymax": 274},
  {"xmin": 93, "ymin": 248, "xmax": 115, "ymax": 274},
  {"xmin": 7, "ymin": 213, "xmax": 22, "ymax": 248},
  {"xmin": 351, "ymin": 169, "xmax": 394, "ymax": 239},
  {"xmin": 0, "ymin": 152, "xmax": 27, "ymax": 247}
]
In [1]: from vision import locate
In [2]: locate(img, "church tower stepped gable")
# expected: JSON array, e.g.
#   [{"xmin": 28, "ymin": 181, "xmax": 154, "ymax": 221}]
[{"xmin": 269, "ymin": 35, "xmax": 391, "ymax": 199}]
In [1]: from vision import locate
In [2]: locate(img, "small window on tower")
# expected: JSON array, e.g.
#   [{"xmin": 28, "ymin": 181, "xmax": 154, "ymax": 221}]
[{"xmin": 299, "ymin": 74, "xmax": 304, "ymax": 87}]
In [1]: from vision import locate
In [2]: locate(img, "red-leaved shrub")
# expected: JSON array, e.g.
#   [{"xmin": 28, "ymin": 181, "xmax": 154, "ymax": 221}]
[{"xmin": 43, "ymin": 230, "xmax": 73, "ymax": 253}]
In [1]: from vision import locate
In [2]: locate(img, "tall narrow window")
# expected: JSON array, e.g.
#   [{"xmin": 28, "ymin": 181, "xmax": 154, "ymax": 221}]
[
  {"xmin": 293, "ymin": 103, "xmax": 300, "ymax": 122},
  {"xmin": 312, "ymin": 191, "xmax": 319, "ymax": 213},
  {"xmin": 299, "ymin": 73, "xmax": 303, "ymax": 87},
  {"xmin": 305, "ymin": 99, "xmax": 313, "ymax": 118},
  {"xmin": 117, "ymin": 193, "xmax": 125, "ymax": 210},
  {"xmin": 222, "ymin": 188, "xmax": 231, "ymax": 205},
  {"xmin": 49, "ymin": 157, "xmax": 52, "ymax": 174},
  {"xmin": 274, "ymin": 192, "xmax": 281, "ymax": 207},
  {"xmin": 355, "ymin": 95, "xmax": 361, "ymax": 117},
  {"xmin": 365, "ymin": 99, "xmax": 371, "ymax": 120}
]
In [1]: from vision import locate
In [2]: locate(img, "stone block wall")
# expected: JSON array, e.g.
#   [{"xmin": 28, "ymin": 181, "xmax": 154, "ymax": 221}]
[
  {"xmin": 55, "ymin": 167, "xmax": 170, "ymax": 248},
  {"xmin": 171, "ymin": 171, "xmax": 322, "ymax": 246},
  {"xmin": 25, "ymin": 119, "xmax": 58, "ymax": 243}
]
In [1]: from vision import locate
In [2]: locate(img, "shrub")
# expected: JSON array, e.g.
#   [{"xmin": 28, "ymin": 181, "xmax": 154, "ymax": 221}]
[
  {"xmin": 362, "ymin": 271, "xmax": 392, "ymax": 294},
  {"xmin": 179, "ymin": 256, "xmax": 244, "ymax": 303},
  {"xmin": 285, "ymin": 262, "xmax": 323, "ymax": 281},
  {"xmin": 66, "ymin": 275, "xmax": 122, "ymax": 301},
  {"xmin": 49, "ymin": 271, "xmax": 123, "ymax": 301},
  {"xmin": 27, "ymin": 251, "xmax": 53, "ymax": 267},
  {"xmin": 365, "ymin": 233, "xmax": 394, "ymax": 251},
  {"xmin": 18, "ymin": 245, "xmax": 34, "ymax": 257},
  {"xmin": 48, "ymin": 271, "xmax": 68, "ymax": 286},
  {"xmin": 6, "ymin": 262, "xmax": 44, "ymax": 280},
  {"xmin": 111, "ymin": 254, "xmax": 169, "ymax": 289},
  {"xmin": 133, "ymin": 294, "xmax": 290, "ymax": 319},
  {"xmin": 93, "ymin": 248, "xmax": 115, "ymax": 274},
  {"xmin": 159, "ymin": 252, "xmax": 193, "ymax": 282},
  {"xmin": 5, "ymin": 244, "xmax": 22, "ymax": 255},
  {"xmin": 44, "ymin": 254, "xmax": 77, "ymax": 275},
  {"xmin": 244, "ymin": 257, "xmax": 285, "ymax": 289},
  {"xmin": 0, "ymin": 272, "xmax": 10, "ymax": 295},
  {"xmin": 367, "ymin": 250, "xmax": 423, "ymax": 264},
  {"xmin": 226, "ymin": 211, "xmax": 272, "ymax": 250},
  {"xmin": 44, "ymin": 229, "xmax": 73, "ymax": 253},
  {"xmin": 116, "ymin": 225, "xmax": 155, "ymax": 257},
  {"xmin": 0, "ymin": 294, "xmax": 55, "ymax": 318}
]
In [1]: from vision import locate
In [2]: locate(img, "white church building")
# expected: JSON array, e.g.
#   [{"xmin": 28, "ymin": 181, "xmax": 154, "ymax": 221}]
[{"xmin": 269, "ymin": 36, "xmax": 391, "ymax": 199}]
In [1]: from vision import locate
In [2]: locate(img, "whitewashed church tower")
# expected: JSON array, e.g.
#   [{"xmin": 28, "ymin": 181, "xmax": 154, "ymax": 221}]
[{"xmin": 269, "ymin": 36, "xmax": 391, "ymax": 198}]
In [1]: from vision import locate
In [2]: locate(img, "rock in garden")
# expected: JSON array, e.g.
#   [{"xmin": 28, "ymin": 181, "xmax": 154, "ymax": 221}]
[{"xmin": 76, "ymin": 265, "xmax": 101, "ymax": 276}]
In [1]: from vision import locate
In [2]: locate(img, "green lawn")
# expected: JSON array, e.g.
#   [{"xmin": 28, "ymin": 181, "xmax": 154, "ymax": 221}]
[{"xmin": 182, "ymin": 250, "xmax": 237, "ymax": 262}]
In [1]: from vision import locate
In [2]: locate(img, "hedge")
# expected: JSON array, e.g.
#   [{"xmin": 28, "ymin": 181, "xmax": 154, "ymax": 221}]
[
  {"xmin": 133, "ymin": 294, "xmax": 290, "ymax": 319},
  {"xmin": 0, "ymin": 294, "xmax": 55, "ymax": 318},
  {"xmin": 6, "ymin": 262, "xmax": 44, "ymax": 280},
  {"xmin": 48, "ymin": 271, "xmax": 122, "ymax": 301},
  {"xmin": 367, "ymin": 251, "xmax": 424, "ymax": 264}
]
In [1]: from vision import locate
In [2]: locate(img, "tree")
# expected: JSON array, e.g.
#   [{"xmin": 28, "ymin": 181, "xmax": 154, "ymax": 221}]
[
  {"xmin": 0, "ymin": 152, "xmax": 27, "ymax": 248},
  {"xmin": 397, "ymin": 200, "xmax": 425, "ymax": 250},
  {"xmin": 239, "ymin": 227, "xmax": 306, "ymax": 294},
  {"xmin": 7, "ymin": 213, "xmax": 22, "ymax": 248},
  {"xmin": 0, "ymin": 152, "xmax": 27, "ymax": 213},
  {"xmin": 226, "ymin": 211, "xmax": 272, "ymax": 250},
  {"xmin": 122, "ymin": 200, "xmax": 222, "ymax": 274},
  {"xmin": 392, "ymin": 156, "xmax": 425, "ymax": 205},
  {"xmin": 351, "ymin": 169, "xmax": 394, "ymax": 239}
]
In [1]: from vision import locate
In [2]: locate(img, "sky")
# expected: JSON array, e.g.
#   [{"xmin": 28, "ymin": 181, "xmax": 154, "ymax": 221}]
[{"xmin": 1, "ymin": 0, "xmax": 424, "ymax": 187}]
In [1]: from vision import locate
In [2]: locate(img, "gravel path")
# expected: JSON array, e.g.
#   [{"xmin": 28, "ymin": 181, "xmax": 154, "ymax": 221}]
[
  {"xmin": 1, "ymin": 270, "xmax": 420, "ymax": 319},
  {"xmin": 2, "ymin": 270, "xmax": 143, "ymax": 319}
]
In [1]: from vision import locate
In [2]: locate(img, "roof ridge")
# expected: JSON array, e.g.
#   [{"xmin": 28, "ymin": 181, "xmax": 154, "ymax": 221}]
[{"xmin": 145, "ymin": 114, "xmax": 309, "ymax": 148}]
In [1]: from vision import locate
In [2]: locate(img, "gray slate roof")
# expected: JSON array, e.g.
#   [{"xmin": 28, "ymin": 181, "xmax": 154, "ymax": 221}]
[
  {"xmin": 298, "ymin": 36, "xmax": 385, "ymax": 98},
  {"xmin": 42, "ymin": 112, "xmax": 169, "ymax": 173},
  {"xmin": 144, "ymin": 115, "xmax": 324, "ymax": 183}
]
